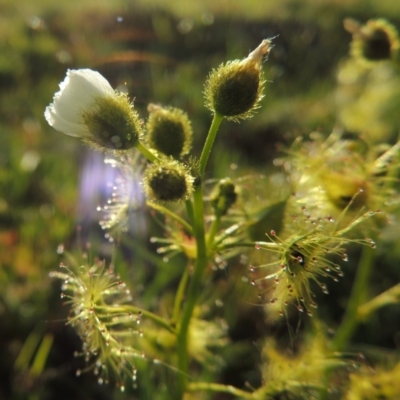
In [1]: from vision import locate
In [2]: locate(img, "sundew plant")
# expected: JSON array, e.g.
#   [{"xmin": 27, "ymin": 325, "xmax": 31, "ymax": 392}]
[{"xmin": 44, "ymin": 18, "xmax": 400, "ymax": 400}]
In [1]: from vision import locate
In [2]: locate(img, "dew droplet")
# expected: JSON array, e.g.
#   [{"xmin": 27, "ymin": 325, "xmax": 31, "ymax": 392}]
[
  {"xmin": 118, "ymin": 281, "xmax": 126, "ymax": 289},
  {"xmin": 270, "ymin": 230, "xmax": 276, "ymax": 236},
  {"xmin": 255, "ymin": 243, "xmax": 261, "ymax": 250},
  {"xmin": 215, "ymin": 299, "xmax": 223, "ymax": 307},
  {"xmin": 76, "ymin": 369, "xmax": 81, "ymax": 377}
]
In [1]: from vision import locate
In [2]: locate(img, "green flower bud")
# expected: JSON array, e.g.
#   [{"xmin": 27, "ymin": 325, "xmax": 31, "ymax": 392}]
[
  {"xmin": 210, "ymin": 178, "xmax": 237, "ymax": 216},
  {"xmin": 345, "ymin": 18, "xmax": 400, "ymax": 64},
  {"xmin": 204, "ymin": 39, "xmax": 272, "ymax": 121},
  {"xmin": 143, "ymin": 160, "xmax": 194, "ymax": 202},
  {"xmin": 82, "ymin": 93, "xmax": 142, "ymax": 151},
  {"xmin": 146, "ymin": 104, "xmax": 193, "ymax": 159}
]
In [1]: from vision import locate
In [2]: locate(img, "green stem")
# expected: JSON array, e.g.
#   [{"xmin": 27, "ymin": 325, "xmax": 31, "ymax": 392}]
[
  {"xmin": 173, "ymin": 111, "xmax": 224, "ymax": 399},
  {"xmin": 358, "ymin": 283, "xmax": 400, "ymax": 319},
  {"xmin": 217, "ymin": 241, "xmax": 278, "ymax": 251},
  {"xmin": 206, "ymin": 215, "xmax": 221, "ymax": 249},
  {"xmin": 199, "ymin": 113, "xmax": 224, "ymax": 176},
  {"xmin": 176, "ymin": 185, "xmax": 208, "ymax": 398},
  {"xmin": 185, "ymin": 199, "xmax": 195, "ymax": 227},
  {"xmin": 187, "ymin": 382, "xmax": 253, "ymax": 399},
  {"xmin": 214, "ymin": 222, "xmax": 243, "ymax": 245},
  {"xmin": 172, "ymin": 266, "xmax": 190, "ymax": 325},
  {"xmin": 97, "ymin": 305, "xmax": 176, "ymax": 335},
  {"xmin": 146, "ymin": 201, "xmax": 193, "ymax": 233},
  {"xmin": 136, "ymin": 141, "xmax": 159, "ymax": 162},
  {"xmin": 319, "ymin": 245, "xmax": 375, "ymax": 400},
  {"xmin": 331, "ymin": 245, "xmax": 375, "ymax": 352},
  {"xmin": 30, "ymin": 334, "xmax": 54, "ymax": 376}
]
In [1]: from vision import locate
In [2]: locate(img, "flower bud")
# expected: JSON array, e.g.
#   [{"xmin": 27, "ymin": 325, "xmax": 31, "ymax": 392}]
[
  {"xmin": 204, "ymin": 39, "xmax": 272, "ymax": 121},
  {"xmin": 210, "ymin": 178, "xmax": 237, "ymax": 216},
  {"xmin": 345, "ymin": 18, "xmax": 400, "ymax": 63},
  {"xmin": 143, "ymin": 160, "xmax": 194, "ymax": 202},
  {"xmin": 146, "ymin": 104, "xmax": 193, "ymax": 159},
  {"xmin": 45, "ymin": 69, "xmax": 142, "ymax": 151}
]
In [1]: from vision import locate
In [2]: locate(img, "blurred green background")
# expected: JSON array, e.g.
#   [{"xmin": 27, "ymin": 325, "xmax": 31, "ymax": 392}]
[{"xmin": 1, "ymin": 0, "xmax": 400, "ymax": 399}]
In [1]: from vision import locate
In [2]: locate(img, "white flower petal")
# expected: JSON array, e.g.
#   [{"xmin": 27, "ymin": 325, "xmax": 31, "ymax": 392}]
[
  {"xmin": 44, "ymin": 69, "xmax": 115, "ymax": 137},
  {"xmin": 45, "ymin": 104, "xmax": 89, "ymax": 137}
]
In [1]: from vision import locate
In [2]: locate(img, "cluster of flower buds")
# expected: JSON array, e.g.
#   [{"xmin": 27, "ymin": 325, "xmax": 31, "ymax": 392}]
[{"xmin": 45, "ymin": 40, "xmax": 271, "ymax": 205}]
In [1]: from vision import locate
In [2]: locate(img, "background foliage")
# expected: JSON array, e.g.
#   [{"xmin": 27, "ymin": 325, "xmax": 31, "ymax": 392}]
[{"xmin": 1, "ymin": 0, "xmax": 400, "ymax": 399}]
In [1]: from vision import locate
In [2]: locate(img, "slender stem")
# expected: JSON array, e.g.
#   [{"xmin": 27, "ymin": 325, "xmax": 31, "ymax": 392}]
[
  {"xmin": 176, "ymin": 185, "xmax": 208, "ymax": 398},
  {"xmin": 199, "ymin": 113, "xmax": 224, "ymax": 176},
  {"xmin": 172, "ymin": 266, "xmax": 190, "ymax": 325},
  {"xmin": 97, "ymin": 305, "xmax": 176, "ymax": 334},
  {"xmin": 30, "ymin": 334, "xmax": 54, "ymax": 376},
  {"xmin": 206, "ymin": 215, "xmax": 221, "ymax": 249},
  {"xmin": 174, "ymin": 111, "xmax": 224, "ymax": 398},
  {"xmin": 358, "ymin": 283, "xmax": 400, "ymax": 319},
  {"xmin": 146, "ymin": 201, "xmax": 193, "ymax": 233},
  {"xmin": 214, "ymin": 222, "xmax": 243, "ymax": 245},
  {"xmin": 331, "ymin": 245, "xmax": 375, "ymax": 352},
  {"xmin": 136, "ymin": 141, "xmax": 158, "ymax": 162},
  {"xmin": 319, "ymin": 246, "xmax": 375, "ymax": 400},
  {"xmin": 185, "ymin": 199, "xmax": 195, "ymax": 226},
  {"xmin": 187, "ymin": 382, "xmax": 253, "ymax": 399},
  {"xmin": 217, "ymin": 241, "xmax": 278, "ymax": 251}
]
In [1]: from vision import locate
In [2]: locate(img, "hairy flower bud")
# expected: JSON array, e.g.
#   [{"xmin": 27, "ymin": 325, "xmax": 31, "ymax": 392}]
[
  {"xmin": 45, "ymin": 69, "xmax": 142, "ymax": 151},
  {"xmin": 146, "ymin": 104, "xmax": 193, "ymax": 159},
  {"xmin": 204, "ymin": 39, "xmax": 272, "ymax": 121},
  {"xmin": 345, "ymin": 18, "xmax": 400, "ymax": 64},
  {"xmin": 143, "ymin": 160, "xmax": 194, "ymax": 202},
  {"xmin": 210, "ymin": 178, "xmax": 237, "ymax": 216}
]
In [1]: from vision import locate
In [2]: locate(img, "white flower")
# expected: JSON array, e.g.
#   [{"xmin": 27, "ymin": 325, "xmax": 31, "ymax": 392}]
[
  {"xmin": 45, "ymin": 69, "xmax": 114, "ymax": 138},
  {"xmin": 45, "ymin": 69, "xmax": 142, "ymax": 150}
]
